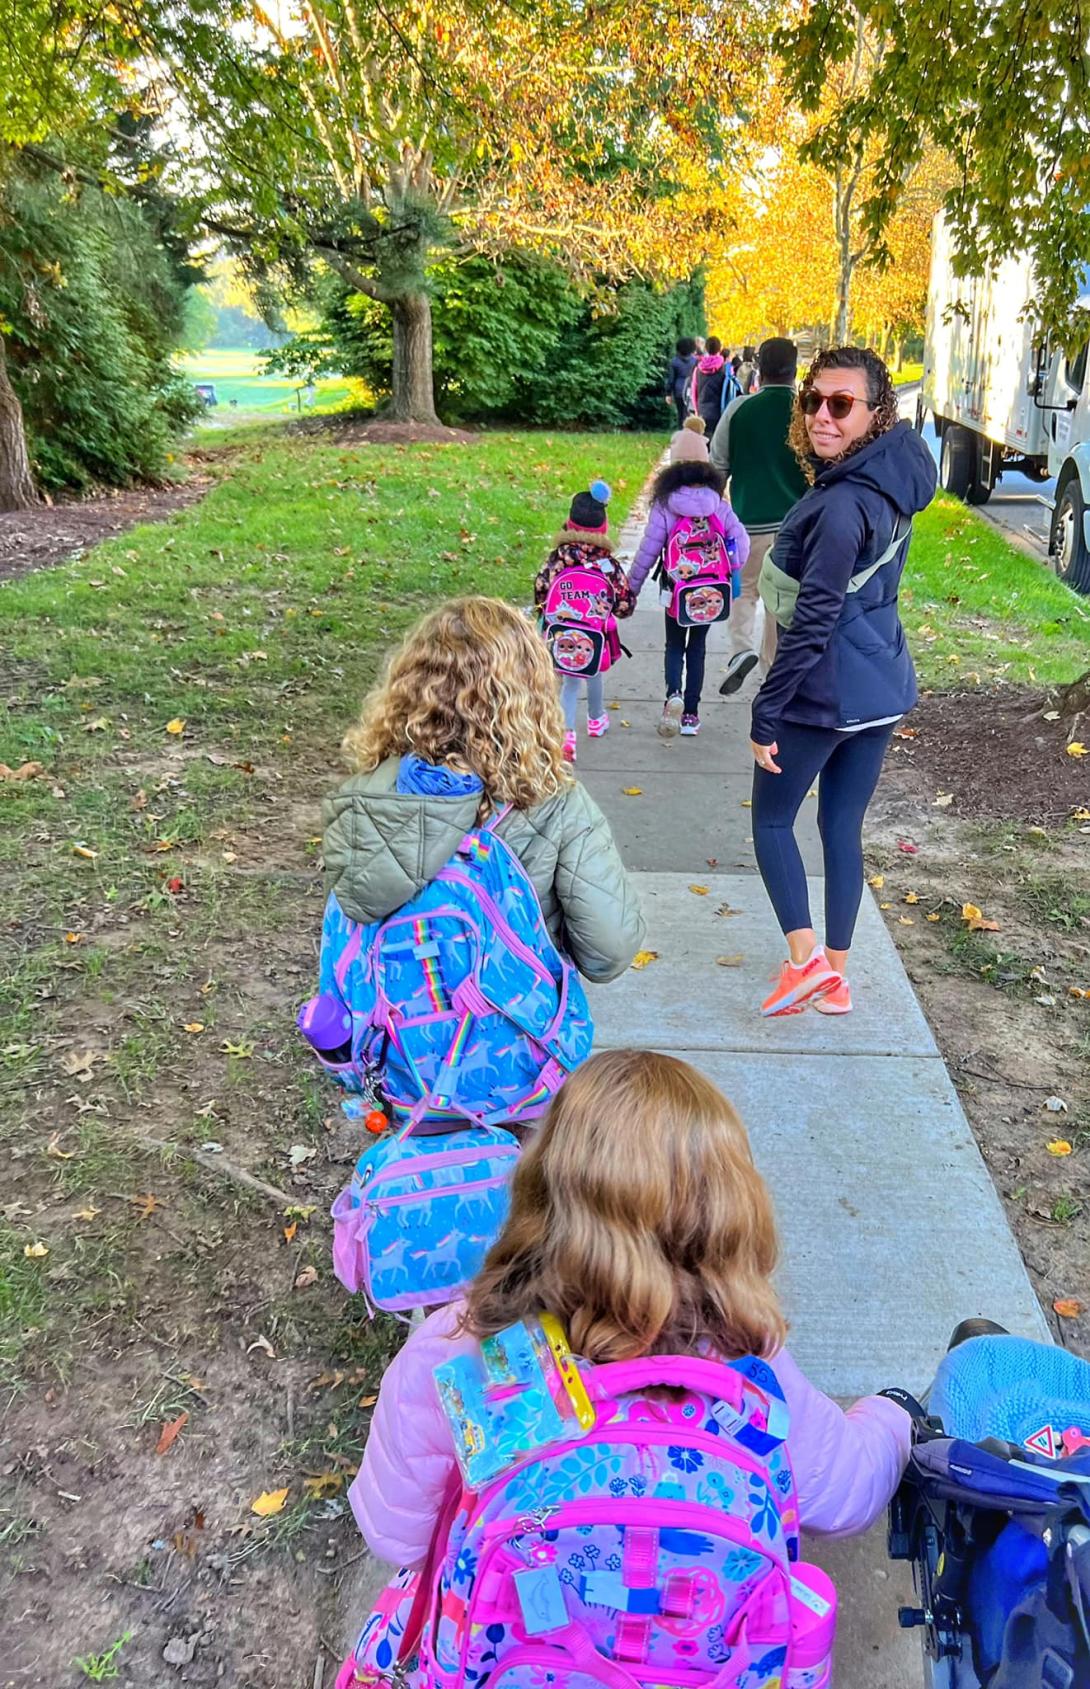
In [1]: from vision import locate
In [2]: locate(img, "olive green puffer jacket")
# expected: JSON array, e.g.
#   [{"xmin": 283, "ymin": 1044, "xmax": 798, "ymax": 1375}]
[{"xmin": 322, "ymin": 759, "xmax": 645, "ymax": 985}]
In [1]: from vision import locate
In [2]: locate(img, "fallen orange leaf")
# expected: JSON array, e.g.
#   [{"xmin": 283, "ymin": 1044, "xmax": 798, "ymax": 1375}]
[
  {"xmin": 621, "ymin": 787, "xmax": 643, "ymax": 797},
  {"xmin": 302, "ymin": 1471, "xmax": 344, "ymax": 1498},
  {"xmin": 1047, "ymin": 1140, "xmax": 1073, "ymax": 1156},
  {"xmin": 283, "ymin": 1221, "xmax": 298, "ymax": 1244},
  {"xmin": 1053, "ymin": 1297, "xmax": 1084, "ymax": 1318},
  {"xmin": 155, "ymin": 1411, "xmax": 189, "ymax": 1455},
  {"xmin": 688, "ymin": 885, "xmax": 710, "ymax": 896},
  {"xmin": 630, "ymin": 950, "xmax": 659, "ymax": 970},
  {"xmin": 165, "ymin": 718, "xmax": 186, "ymax": 736}
]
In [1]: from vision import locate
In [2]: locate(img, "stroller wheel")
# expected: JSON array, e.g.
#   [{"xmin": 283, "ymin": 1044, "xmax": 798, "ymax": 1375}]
[{"xmin": 947, "ymin": 1319, "xmax": 1009, "ymax": 1350}]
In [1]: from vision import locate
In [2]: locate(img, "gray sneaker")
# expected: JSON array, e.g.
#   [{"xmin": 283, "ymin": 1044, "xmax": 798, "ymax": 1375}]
[
  {"xmin": 658, "ymin": 694, "xmax": 683, "ymax": 738},
  {"xmin": 719, "ymin": 650, "xmax": 759, "ymax": 696}
]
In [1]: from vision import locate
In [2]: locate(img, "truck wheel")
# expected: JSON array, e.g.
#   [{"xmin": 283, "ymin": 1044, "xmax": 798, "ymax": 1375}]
[
  {"xmin": 967, "ymin": 436, "xmax": 994, "ymax": 506},
  {"xmin": 939, "ymin": 424, "xmax": 973, "ymax": 499},
  {"xmin": 1053, "ymin": 479, "xmax": 1090, "ymax": 595}
]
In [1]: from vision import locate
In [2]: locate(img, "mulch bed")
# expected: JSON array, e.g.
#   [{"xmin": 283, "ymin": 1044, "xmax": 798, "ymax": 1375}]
[
  {"xmin": 290, "ymin": 415, "xmax": 479, "ymax": 447},
  {"xmin": 0, "ymin": 479, "xmax": 211, "ymax": 584},
  {"xmin": 902, "ymin": 687, "xmax": 1090, "ymax": 824}
]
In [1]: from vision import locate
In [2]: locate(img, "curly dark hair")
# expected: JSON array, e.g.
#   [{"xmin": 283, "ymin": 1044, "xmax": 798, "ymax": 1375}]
[
  {"xmin": 789, "ymin": 345, "xmax": 899, "ymax": 479},
  {"xmin": 650, "ymin": 459, "xmax": 727, "ymax": 505}
]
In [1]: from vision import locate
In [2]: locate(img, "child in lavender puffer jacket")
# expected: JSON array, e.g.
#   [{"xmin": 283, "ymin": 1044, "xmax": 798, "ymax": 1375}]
[
  {"xmin": 343, "ymin": 1050, "xmax": 911, "ymax": 1686},
  {"xmin": 628, "ymin": 457, "xmax": 750, "ymax": 738}
]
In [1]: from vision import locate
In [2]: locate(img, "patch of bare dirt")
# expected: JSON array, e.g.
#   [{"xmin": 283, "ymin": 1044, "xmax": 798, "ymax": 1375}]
[
  {"xmin": 868, "ymin": 720, "xmax": 1090, "ymax": 1358},
  {"xmin": 0, "ymin": 479, "xmax": 212, "ymax": 584},
  {"xmin": 902, "ymin": 687, "xmax": 1090, "ymax": 825}
]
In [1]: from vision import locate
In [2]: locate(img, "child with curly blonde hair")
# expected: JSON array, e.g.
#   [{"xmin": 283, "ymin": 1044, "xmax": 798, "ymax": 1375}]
[
  {"xmin": 342, "ymin": 1050, "xmax": 912, "ymax": 1685},
  {"xmin": 322, "ymin": 595, "xmax": 644, "ymax": 997}
]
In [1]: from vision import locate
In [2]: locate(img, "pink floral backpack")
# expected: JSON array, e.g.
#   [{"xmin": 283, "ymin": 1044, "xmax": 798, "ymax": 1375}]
[{"xmin": 338, "ymin": 1353, "xmax": 837, "ymax": 1688}]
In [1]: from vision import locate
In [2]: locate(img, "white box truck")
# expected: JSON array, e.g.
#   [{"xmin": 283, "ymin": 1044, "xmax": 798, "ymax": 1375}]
[{"xmin": 920, "ymin": 213, "xmax": 1090, "ymax": 593}]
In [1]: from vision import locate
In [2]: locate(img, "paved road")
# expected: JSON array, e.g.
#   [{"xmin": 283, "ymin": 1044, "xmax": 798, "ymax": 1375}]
[{"xmin": 899, "ymin": 383, "xmax": 1055, "ymax": 558}]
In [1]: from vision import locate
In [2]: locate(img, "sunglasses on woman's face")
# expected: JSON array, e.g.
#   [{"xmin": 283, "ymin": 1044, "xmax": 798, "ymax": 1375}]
[{"xmin": 799, "ymin": 388, "xmax": 876, "ymax": 420}]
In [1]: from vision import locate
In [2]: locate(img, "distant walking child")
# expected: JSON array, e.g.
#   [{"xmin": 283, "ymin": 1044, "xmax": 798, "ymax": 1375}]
[
  {"xmin": 628, "ymin": 457, "xmax": 749, "ymax": 736},
  {"xmin": 534, "ymin": 480, "xmax": 635, "ymax": 764},
  {"xmin": 690, "ymin": 333, "xmax": 728, "ymax": 427},
  {"xmin": 340, "ymin": 1049, "xmax": 912, "ymax": 1687}
]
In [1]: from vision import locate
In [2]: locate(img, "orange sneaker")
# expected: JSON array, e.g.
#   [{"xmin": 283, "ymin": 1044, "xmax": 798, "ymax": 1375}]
[
  {"xmin": 813, "ymin": 978, "xmax": 853, "ymax": 1015},
  {"xmin": 760, "ymin": 947, "xmax": 841, "ymax": 1018}
]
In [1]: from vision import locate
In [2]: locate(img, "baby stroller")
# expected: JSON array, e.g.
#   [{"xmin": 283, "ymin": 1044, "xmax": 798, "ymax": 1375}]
[{"xmin": 889, "ymin": 1321, "xmax": 1090, "ymax": 1687}]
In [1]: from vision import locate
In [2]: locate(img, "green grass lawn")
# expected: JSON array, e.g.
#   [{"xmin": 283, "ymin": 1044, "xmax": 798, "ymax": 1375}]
[
  {"xmin": 176, "ymin": 346, "xmax": 359, "ymax": 414},
  {"xmin": 904, "ymin": 493, "xmax": 1090, "ymax": 688},
  {"xmin": 893, "ymin": 362, "xmax": 924, "ymax": 387}
]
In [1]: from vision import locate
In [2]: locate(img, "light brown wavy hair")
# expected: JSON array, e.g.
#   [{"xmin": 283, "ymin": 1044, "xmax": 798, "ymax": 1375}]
[
  {"xmin": 342, "ymin": 597, "xmax": 570, "ymax": 810},
  {"xmin": 789, "ymin": 345, "xmax": 900, "ymax": 482},
  {"xmin": 464, "ymin": 1049, "xmax": 786, "ymax": 1363}
]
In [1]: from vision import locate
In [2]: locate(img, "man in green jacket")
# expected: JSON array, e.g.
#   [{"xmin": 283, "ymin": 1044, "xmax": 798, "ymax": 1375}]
[{"xmin": 710, "ymin": 337, "xmax": 809, "ymax": 694}]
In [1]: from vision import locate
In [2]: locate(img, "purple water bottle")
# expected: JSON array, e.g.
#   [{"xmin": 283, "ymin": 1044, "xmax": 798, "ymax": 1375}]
[{"xmin": 297, "ymin": 993, "xmax": 353, "ymax": 1064}]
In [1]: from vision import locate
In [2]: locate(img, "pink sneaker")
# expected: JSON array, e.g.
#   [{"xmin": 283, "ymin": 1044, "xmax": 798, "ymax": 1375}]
[
  {"xmin": 562, "ymin": 731, "xmax": 577, "ymax": 764},
  {"xmin": 760, "ymin": 947, "xmax": 841, "ymax": 1017},
  {"xmin": 587, "ymin": 715, "xmax": 610, "ymax": 738},
  {"xmin": 814, "ymin": 978, "xmax": 853, "ymax": 1015},
  {"xmin": 680, "ymin": 714, "xmax": 701, "ymax": 736}
]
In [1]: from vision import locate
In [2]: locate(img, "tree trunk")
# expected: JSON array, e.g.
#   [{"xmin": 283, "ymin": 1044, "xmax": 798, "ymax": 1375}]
[
  {"xmin": 0, "ymin": 336, "xmax": 38, "ymax": 511},
  {"xmin": 894, "ymin": 336, "xmax": 904, "ymax": 372},
  {"xmin": 389, "ymin": 292, "xmax": 438, "ymax": 424},
  {"xmin": 834, "ymin": 238, "xmax": 853, "ymax": 345},
  {"xmin": 1059, "ymin": 667, "xmax": 1090, "ymax": 719}
]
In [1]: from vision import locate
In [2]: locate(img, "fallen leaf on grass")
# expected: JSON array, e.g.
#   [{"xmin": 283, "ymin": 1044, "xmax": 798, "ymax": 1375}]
[
  {"xmin": 183, "ymin": 1022, "xmax": 205, "ymax": 1035},
  {"xmin": 621, "ymin": 787, "xmax": 643, "ymax": 797},
  {"xmin": 155, "ymin": 1412, "xmax": 189, "ymax": 1456},
  {"xmin": 0, "ymin": 760, "xmax": 45, "ymax": 781},
  {"xmin": 72, "ymin": 845, "xmax": 98, "ymax": 862},
  {"xmin": 221, "ymin": 850, "xmax": 238, "ymax": 864},
  {"xmin": 904, "ymin": 891, "xmax": 920, "ymax": 905},
  {"xmin": 165, "ymin": 876, "xmax": 184, "ymax": 894},
  {"xmin": 898, "ymin": 916, "xmax": 915, "ymax": 926},
  {"xmin": 165, "ymin": 718, "xmax": 186, "ymax": 736},
  {"xmin": 221, "ymin": 1040, "xmax": 253, "ymax": 1059},
  {"xmin": 688, "ymin": 884, "xmax": 710, "ymax": 896},
  {"xmin": 927, "ymin": 913, "xmax": 942, "ymax": 923},
  {"xmin": 130, "ymin": 1193, "xmax": 161, "ymax": 1220},
  {"xmin": 23, "ymin": 1241, "xmax": 49, "ymax": 1259},
  {"xmin": 1054, "ymin": 1297, "xmax": 1084, "ymax": 1318},
  {"xmin": 961, "ymin": 903, "xmax": 1000, "ymax": 932},
  {"xmin": 715, "ymin": 955, "xmax": 744, "ymax": 967},
  {"xmin": 1047, "ymin": 1140, "xmax": 1073, "ymax": 1157},
  {"xmin": 868, "ymin": 874, "xmax": 885, "ymax": 889},
  {"xmin": 893, "ymin": 726, "xmax": 918, "ymax": 740},
  {"xmin": 251, "ymin": 1488, "xmax": 289, "ymax": 1518},
  {"xmin": 283, "ymin": 1221, "xmax": 298, "ymax": 1244},
  {"xmin": 1066, "ymin": 742, "xmax": 1088, "ymax": 758},
  {"xmin": 897, "ymin": 840, "xmax": 918, "ymax": 855},
  {"xmin": 1043, "ymin": 710, "xmax": 1061, "ymax": 722},
  {"xmin": 295, "ymin": 1264, "xmax": 319, "ymax": 1289},
  {"xmin": 933, "ymin": 793, "xmax": 954, "ymax": 808},
  {"xmin": 303, "ymin": 1472, "xmax": 344, "ymax": 1499},
  {"xmin": 247, "ymin": 1335, "xmax": 277, "ymax": 1360},
  {"xmin": 64, "ymin": 931, "xmax": 84, "ymax": 945},
  {"xmin": 1073, "ymin": 807, "xmax": 1090, "ymax": 823},
  {"xmin": 289, "ymin": 1144, "xmax": 317, "ymax": 1167},
  {"xmin": 46, "ymin": 1132, "xmax": 75, "ymax": 1159},
  {"xmin": 60, "ymin": 1048, "xmax": 102, "ymax": 1081},
  {"xmin": 73, "ymin": 1205, "xmax": 99, "ymax": 1222},
  {"xmin": 358, "ymin": 1394, "xmax": 378, "ymax": 1409},
  {"xmin": 630, "ymin": 950, "xmax": 659, "ymax": 970},
  {"xmin": 1070, "ymin": 986, "xmax": 1090, "ymax": 1000}
]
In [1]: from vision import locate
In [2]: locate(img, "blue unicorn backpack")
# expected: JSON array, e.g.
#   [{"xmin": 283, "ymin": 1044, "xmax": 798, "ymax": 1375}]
[{"xmin": 300, "ymin": 806, "xmax": 594, "ymax": 1313}]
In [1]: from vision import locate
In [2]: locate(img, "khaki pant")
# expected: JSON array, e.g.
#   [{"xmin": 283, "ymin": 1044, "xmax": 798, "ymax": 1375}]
[{"xmin": 729, "ymin": 529, "xmax": 779, "ymax": 678}]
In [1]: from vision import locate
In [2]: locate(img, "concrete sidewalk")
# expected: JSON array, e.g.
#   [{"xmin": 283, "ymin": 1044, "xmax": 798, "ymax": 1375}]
[{"xmin": 567, "ymin": 502, "xmax": 1049, "ymax": 1684}]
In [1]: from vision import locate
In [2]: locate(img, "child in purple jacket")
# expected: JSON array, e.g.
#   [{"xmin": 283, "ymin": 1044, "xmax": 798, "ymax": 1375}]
[
  {"xmin": 343, "ymin": 1050, "xmax": 911, "ymax": 1684},
  {"xmin": 628, "ymin": 458, "xmax": 750, "ymax": 737}
]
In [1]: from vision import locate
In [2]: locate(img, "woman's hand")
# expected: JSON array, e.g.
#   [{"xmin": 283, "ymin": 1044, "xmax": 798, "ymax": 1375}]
[{"xmin": 750, "ymin": 739, "xmax": 781, "ymax": 774}]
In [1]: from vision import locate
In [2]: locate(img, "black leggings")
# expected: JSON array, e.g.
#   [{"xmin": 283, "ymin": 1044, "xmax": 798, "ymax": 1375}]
[
  {"xmin": 751, "ymin": 720, "xmax": 895, "ymax": 951},
  {"xmin": 664, "ymin": 617, "xmax": 708, "ymax": 714}
]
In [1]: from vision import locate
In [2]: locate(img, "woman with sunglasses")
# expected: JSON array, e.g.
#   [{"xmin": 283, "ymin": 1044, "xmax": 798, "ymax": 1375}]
[{"xmin": 749, "ymin": 346, "xmax": 936, "ymax": 1018}]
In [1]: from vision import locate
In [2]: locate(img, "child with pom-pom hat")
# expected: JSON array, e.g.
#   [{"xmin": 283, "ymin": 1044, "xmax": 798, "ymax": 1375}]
[{"xmin": 533, "ymin": 480, "xmax": 635, "ymax": 763}]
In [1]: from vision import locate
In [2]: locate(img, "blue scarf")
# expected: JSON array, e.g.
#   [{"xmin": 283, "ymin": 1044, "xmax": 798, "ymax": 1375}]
[{"xmin": 395, "ymin": 754, "xmax": 483, "ymax": 799}]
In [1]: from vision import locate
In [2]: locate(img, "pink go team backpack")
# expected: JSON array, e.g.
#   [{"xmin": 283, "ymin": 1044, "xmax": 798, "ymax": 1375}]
[
  {"xmin": 542, "ymin": 565, "xmax": 623, "ymax": 678},
  {"xmin": 337, "ymin": 1353, "xmax": 838, "ymax": 1688},
  {"xmin": 662, "ymin": 514, "xmax": 737, "ymax": 627}
]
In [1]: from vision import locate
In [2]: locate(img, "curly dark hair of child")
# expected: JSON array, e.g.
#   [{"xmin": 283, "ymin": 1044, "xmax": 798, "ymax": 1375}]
[
  {"xmin": 649, "ymin": 458, "xmax": 727, "ymax": 506},
  {"xmin": 788, "ymin": 345, "xmax": 899, "ymax": 478}
]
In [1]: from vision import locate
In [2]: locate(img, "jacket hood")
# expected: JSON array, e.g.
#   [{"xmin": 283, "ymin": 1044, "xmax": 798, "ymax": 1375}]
[
  {"xmin": 548, "ymin": 529, "xmax": 615, "ymax": 555},
  {"xmin": 322, "ymin": 758, "xmax": 482, "ymax": 925},
  {"xmin": 665, "ymin": 484, "xmax": 722, "ymax": 518},
  {"xmin": 697, "ymin": 353, "xmax": 725, "ymax": 373},
  {"xmin": 815, "ymin": 420, "xmax": 937, "ymax": 517}
]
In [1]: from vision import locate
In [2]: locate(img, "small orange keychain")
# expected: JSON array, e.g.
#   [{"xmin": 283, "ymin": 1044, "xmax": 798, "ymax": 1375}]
[{"xmin": 363, "ymin": 1108, "xmax": 388, "ymax": 1136}]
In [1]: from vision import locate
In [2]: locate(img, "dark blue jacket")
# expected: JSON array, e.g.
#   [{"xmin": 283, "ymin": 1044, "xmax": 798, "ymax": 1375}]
[
  {"xmin": 751, "ymin": 422, "xmax": 936, "ymax": 742},
  {"xmin": 665, "ymin": 352, "xmax": 699, "ymax": 414}
]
